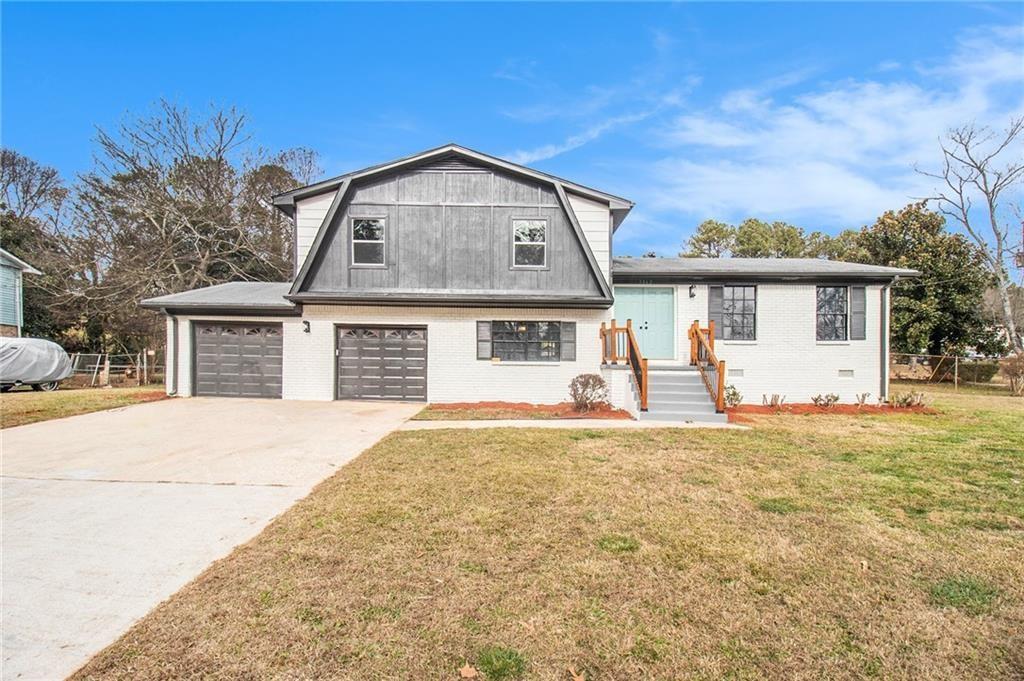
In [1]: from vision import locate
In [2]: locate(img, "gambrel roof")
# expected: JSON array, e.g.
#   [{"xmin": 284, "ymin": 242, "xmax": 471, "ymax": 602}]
[{"xmin": 272, "ymin": 143, "xmax": 634, "ymax": 229}]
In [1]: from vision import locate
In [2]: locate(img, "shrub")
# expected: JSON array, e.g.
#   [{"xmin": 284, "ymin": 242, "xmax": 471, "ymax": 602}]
[
  {"xmin": 724, "ymin": 384, "xmax": 743, "ymax": 407},
  {"xmin": 1000, "ymin": 353, "xmax": 1024, "ymax": 396},
  {"xmin": 811, "ymin": 393, "xmax": 840, "ymax": 408},
  {"xmin": 568, "ymin": 374, "xmax": 608, "ymax": 412},
  {"xmin": 935, "ymin": 357, "xmax": 1000, "ymax": 383},
  {"xmin": 762, "ymin": 393, "xmax": 786, "ymax": 408},
  {"xmin": 890, "ymin": 391, "xmax": 927, "ymax": 408},
  {"xmin": 855, "ymin": 393, "xmax": 871, "ymax": 407}
]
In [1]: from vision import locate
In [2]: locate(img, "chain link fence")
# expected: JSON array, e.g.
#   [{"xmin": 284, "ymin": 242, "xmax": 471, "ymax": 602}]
[
  {"xmin": 65, "ymin": 349, "xmax": 165, "ymax": 388},
  {"xmin": 890, "ymin": 353, "xmax": 1005, "ymax": 388}
]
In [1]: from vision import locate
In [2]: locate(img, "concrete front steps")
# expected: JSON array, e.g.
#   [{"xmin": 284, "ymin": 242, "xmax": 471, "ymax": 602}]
[{"xmin": 639, "ymin": 366, "xmax": 729, "ymax": 424}]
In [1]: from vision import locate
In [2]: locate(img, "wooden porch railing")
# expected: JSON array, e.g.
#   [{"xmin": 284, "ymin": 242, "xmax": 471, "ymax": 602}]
[
  {"xmin": 688, "ymin": 320, "xmax": 726, "ymax": 413},
  {"xmin": 599, "ymin": 319, "xmax": 648, "ymax": 411}
]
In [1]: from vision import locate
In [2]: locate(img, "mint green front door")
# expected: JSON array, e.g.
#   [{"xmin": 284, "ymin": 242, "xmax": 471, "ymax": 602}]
[{"xmin": 613, "ymin": 286, "xmax": 676, "ymax": 359}]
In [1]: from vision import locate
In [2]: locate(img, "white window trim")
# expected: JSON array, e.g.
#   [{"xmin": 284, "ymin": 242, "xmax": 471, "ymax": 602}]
[
  {"xmin": 510, "ymin": 217, "xmax": 548, "ymax": 270},
  {"xmin": 351, "ymin": 217, "xmax": 387, "ymax": 268}
]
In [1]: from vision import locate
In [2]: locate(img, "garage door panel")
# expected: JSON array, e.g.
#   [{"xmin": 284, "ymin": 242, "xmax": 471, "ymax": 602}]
[
  {"xmin": 335, "ymin": 326, "xmax": 427, "ymax": 401},
  {"xmin": 192, "ymin": 323, "xmax": 283, "ymax": 398}
]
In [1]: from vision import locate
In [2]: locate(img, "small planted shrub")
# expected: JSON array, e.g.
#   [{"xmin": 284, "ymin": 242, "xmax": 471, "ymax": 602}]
[
  {"xmin": 476, "ymin": 646, "xmax": 527, "ymax": 680},
  {"xmin": 891, "ymin": 391, "xmax": 927, "ymax": 408},
  {"xmin": 1000, "ymin": 353, "xmax": 1024, "ymax": 396},
  {"xmin": 724, "ymin": 384, "xmax": 743, "ymax": 407},
  {"xmin": 568, "ymin": 373, "xmax": 609, "ymax": 412},
  {"xmin": 855, "ymin": 392, "xmax": 871, "ymax": 407},
  {"xmin": 762, "ymin": 393, "xmax": 786, "ymax": 408},
  {"xmin": 811, "ymin": 393, "xmax": 840, "ymax": 408}
]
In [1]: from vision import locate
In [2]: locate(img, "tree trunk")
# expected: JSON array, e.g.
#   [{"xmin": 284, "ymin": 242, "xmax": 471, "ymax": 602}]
[{"xmin": 995, "ymin": 265, "xmax": 1022, "ymax": 353}]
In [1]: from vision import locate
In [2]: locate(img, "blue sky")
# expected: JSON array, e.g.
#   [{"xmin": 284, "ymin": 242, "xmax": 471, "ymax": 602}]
[{"xmin": 3, "ymin": 2, "xmax": 1022, "ymax": 256}]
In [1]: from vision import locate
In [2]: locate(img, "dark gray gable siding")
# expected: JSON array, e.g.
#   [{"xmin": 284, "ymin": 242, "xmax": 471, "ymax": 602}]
[{"xmin": 300, "ymin": 160, "xmax": 603, "ymax": 298}]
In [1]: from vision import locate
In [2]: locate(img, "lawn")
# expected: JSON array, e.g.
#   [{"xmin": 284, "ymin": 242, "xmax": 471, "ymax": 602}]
[
  {"xmin": 0, "ymin": 386, "xmax": 167, "ymax": 428},
  {"xmin": 75, "ymin": 386, "xmax": 1023, "ymax": 680}
]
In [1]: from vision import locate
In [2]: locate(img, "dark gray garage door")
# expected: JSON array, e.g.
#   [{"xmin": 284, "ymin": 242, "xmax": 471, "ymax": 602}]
[
  {"xmin": 193, "ymin": 323, "xmax": 283, "ymax": 398},
  {"xmin": 336, "ymin": 327, "xmax": 427, "ymax": 401}
]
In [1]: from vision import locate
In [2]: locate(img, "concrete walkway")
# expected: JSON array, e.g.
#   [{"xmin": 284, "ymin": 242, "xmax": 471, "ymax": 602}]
[
  {"xmin": 1, "ymin": 397, "xmax": 420, "ymax": 681},
  {"xmin": 401, "ymin": 418, "xmax": 744, "ymax": 430}
]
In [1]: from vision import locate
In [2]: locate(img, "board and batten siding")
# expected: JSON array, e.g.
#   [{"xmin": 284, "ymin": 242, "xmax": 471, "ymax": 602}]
[
  {"xmin": 566, "ymin": 192, "xmax": 611, "ymax": 285},
  {"xmin": 0, "ymin": 264, "xmax": 23, "ymax": 328},
  {"xmin": 300, "ymin": 162, "xmax": 605, "ymax": 297},
  {"xmin": 294, "ymin": 191, "xmax": 337, "ymax": 275}
]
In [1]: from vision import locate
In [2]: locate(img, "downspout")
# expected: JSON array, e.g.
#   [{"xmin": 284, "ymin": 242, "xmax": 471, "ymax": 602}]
[{"xmin": 880, "ymin": 280, "xmax": 895, "ymax": 401}]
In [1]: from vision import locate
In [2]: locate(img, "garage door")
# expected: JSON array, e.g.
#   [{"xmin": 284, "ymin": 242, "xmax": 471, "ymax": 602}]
[
  {"xmin": 336, "ymin": 327, "xmax": 427, "ymax": 401},
  {"xmin": 193, "ymin": 323, "xmax": 283, "ymax": 398}
]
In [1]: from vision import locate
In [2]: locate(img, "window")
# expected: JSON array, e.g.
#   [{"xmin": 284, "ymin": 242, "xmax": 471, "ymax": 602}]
[
  {"xmin": 512, "ymin": 219, "xmax": 546, "ymax": 268},
  {"xmin": 721, "ymin": 285, "xmax": 756, "ymax": 340},
  {"xmin": 351, "ymin": 218, "xmax": 385, "ymax": 266},
  {"xmin": 477, "ymin": 321, "xmax": 576, "ymax": 362},
  {"xmin": 816, "ymin": 286, "xmax": 848, "ymax": 341}
]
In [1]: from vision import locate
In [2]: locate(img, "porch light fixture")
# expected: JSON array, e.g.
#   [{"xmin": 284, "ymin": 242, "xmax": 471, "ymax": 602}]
[
  {"xmin": 689, "ymin": 285, "xmax": 696, "ymax": 299},
  {"xmin": 302, "ymin": 321, "xmax": 310, "ymax": 333}
]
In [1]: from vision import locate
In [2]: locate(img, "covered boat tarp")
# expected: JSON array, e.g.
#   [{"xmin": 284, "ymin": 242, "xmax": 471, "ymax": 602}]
[{"xmin": 0, "ymin": 337, "xmax": 73, "ymax": 384}]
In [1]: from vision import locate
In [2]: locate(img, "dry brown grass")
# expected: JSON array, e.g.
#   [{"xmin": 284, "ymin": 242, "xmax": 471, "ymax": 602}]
[
  {"xmin": 75, "ymin": 386, "xmax": 1023, "ymax": 680},
  {"xmin": 0, "ymin": 387, "xmax": 166, "ymax": 428}
]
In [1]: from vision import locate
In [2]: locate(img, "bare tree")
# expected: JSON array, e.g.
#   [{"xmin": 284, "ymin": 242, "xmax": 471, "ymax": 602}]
[
  {"xmin": 920, "ymin": 118, "xmax": 1024, "ymax": 353},
  {"xmin": 46, "ymin": 100, "xmax": 320, "ymax": 351}
]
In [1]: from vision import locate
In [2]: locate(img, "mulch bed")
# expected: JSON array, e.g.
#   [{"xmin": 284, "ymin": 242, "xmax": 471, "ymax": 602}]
[
  {"xmin": 425, "ymin": 401, "xmax": 633, "ymax": 420},
  {"xmin": 727, "ymin": 403, "xmax": 934, "ymax": 424}
]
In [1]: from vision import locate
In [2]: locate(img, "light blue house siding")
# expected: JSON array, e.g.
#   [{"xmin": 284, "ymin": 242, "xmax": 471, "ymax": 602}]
[{"xmin": 0, "ymin": 262, "xmax": 23, "ymax": 329}]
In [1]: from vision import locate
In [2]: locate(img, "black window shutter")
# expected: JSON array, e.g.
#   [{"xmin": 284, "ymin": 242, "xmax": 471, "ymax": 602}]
[
  {"xmin": 708, "ymin": 286, "xmax": 724, "ymax": 339},
  {"xmin": 476, "ymin": 321, "xmax": 492, "ymax": 360},
  {"xmin": 560, "ymin": 322, "xmax": 576, "ymax": 361},
  {"xmin": 850, "ymin": 286, "xmax": 866, "ymax": 340}
]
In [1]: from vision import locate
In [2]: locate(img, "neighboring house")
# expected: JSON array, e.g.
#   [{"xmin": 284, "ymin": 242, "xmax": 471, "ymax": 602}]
[
  {"xmin": 0, "ymin": 248, "xmax": 42, "ymax": 338},
  {"xmin": 142, "ymin": 144, "xmax": 917, "ymax": 421}
]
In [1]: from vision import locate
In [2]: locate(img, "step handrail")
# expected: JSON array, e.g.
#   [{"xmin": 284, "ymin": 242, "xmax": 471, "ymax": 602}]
[
  {"xmin": 688, "ymin": 320, "xmax": 726, "ymax": 413},
  {"xmin": 599, "ymin": 319, "xmax": 649, "ymax": 411}
]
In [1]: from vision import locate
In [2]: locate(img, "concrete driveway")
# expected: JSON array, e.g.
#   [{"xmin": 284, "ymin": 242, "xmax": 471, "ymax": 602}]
[{"xmin": 1, "ymin": 397, "xmax": 421, "ymax": 680}]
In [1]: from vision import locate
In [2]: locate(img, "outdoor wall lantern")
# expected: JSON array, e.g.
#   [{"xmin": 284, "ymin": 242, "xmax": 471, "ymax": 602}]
[
  {"xmin": 302, "ymin": 321, "xmax": 311, "ymax": 333},
  {"xmin": 689, "ymin": 285, "xmax": 696, "ymax": 299}
]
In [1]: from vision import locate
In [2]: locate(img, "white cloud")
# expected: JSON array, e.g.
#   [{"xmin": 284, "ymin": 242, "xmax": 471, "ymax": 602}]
[
  {"xmin": 508, "ymin": 111, "xmax": 654, "ymax": 164},
  {"xmin": 647, "ymin": 23, "xmax": 1024, "ymax": 229}
]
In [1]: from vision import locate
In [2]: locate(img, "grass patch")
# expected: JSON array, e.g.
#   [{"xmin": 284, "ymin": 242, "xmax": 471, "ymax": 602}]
[
  {"xmin": 73, "ymin": 386, "xmax": 1024, "ymax": 679},
  {"xmin": 928, "ymin": 576, "xmax": 1000, "ymax": 615},
  {"xmin": 596, "ymin": 533, "xmax": 641, "ymax": 553},
  {"xmin": 0, "ymin": 386, "xmax": 166, "ymax": 428},
  {"xmin": 756, "ymin": 497, "xmax": 801, "ymax": 514},
  {"xmin": 475, "ymin": 645, "xmax": 527, "ymax": 680}
]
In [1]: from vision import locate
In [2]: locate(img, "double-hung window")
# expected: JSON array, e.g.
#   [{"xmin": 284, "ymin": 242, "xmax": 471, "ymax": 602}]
[
  {"xmin": 476, "ymin": 321, "xmax": 576, "ymax": 362},
  {"xmin": 816, "ymin": 286, "xmax": 848, "ymax": 341},
  {"xmin": 351, "ymin": 218, "xmax": 385, "ymax": 266},
  {"xmin": 721, "ymin": 285, "xmax": 756, "ymax": 340},
  {"xmin": 512, "ymin": 219, "xmax": 546, "ymax": 268}
]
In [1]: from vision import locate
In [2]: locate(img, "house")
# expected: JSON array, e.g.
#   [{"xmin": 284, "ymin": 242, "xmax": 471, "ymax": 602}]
[
  {"xmin": 142, "ymin": 144, "xmax": 918, "ymax": 421},
  {"xmin": 0, "ymin": 248, "xmax": 42, "ymax": 338}
]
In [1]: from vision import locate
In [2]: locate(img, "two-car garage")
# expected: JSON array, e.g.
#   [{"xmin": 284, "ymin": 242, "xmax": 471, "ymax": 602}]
[{"xmin": 191, "ymin": 322, "xmax": 427, "ymax": 401}]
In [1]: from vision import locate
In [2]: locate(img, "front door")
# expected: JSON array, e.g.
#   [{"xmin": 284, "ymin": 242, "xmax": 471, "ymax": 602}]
[{"xmin": 613, "ymin": 287, "xmax": 675, "ymax": 359}]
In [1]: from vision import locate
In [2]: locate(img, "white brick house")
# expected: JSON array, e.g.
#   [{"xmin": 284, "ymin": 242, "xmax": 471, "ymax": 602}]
[{"xmin": 143, "ymin": 144, "xmax": 917, "ymax": 421}]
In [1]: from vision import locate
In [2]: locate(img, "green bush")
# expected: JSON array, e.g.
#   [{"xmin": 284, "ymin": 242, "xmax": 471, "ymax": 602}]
[{"xmin": 935, "ymin": 358, "xmax": 1000, "ymax": 383}]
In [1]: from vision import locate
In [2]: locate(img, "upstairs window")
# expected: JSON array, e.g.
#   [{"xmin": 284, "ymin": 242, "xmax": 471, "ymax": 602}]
[
  {"xmin": 352, "ymin": 218, "xmax": 385, "ymax": 266},
  {"xmin": 816, "ymin": 286, "xmax": 848, "ymax": 341},
  {"xmin": 512, "ymin": 219, "xmax": 547, "ymax": 268}
]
